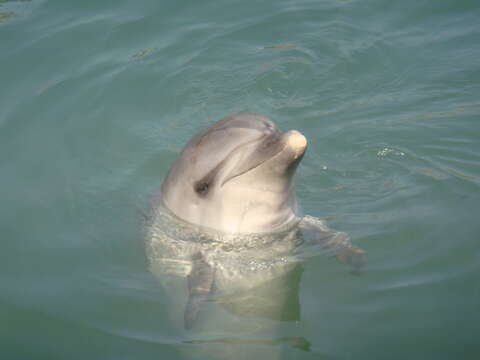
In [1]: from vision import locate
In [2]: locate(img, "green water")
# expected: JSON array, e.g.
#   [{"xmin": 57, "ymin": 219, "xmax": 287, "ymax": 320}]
[{"xmin": 1, "ymin": 0, "xmax": 479, "ymax": 359}]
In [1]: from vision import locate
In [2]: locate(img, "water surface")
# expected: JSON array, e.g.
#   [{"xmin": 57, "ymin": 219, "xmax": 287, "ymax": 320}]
[{"xmin": 1, "ymin": 0, "xmax": 479, "ymax": 359}]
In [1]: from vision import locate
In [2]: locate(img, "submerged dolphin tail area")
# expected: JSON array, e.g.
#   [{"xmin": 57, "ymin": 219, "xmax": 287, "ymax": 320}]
[{"xmin": 184, "ymin": 252, "xmax": 215, "ymax": 329}]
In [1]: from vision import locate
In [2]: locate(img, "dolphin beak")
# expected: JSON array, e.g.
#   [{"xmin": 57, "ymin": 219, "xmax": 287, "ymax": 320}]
[
  {"xmin": 284, "ymin": 130, "xmax": 307, "ymax": 159},
  {"xmin": 219, "ymin": 130, "xmax": 308, "ymax": 187}
]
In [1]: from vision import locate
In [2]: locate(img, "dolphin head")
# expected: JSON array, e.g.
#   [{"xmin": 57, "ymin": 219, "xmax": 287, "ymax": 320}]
[{"xmin": 160, "ymin": 114, "xmax": 307, "ymax": 233}]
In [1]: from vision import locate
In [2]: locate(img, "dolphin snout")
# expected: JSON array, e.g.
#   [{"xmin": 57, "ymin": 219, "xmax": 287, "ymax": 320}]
[{"xmin": 284, "ymin": 130, "xmax": 307, "ymax": 158}]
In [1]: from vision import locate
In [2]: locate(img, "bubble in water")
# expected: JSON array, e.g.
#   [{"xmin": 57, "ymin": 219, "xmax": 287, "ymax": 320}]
[{"xmin": 377, "ymin": 147, "xmax": 405, "ymax": 157}]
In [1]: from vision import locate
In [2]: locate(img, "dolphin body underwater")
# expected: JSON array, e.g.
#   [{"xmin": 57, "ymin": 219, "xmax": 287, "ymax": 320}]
[{"xmin": 145, "ymin": 114, "xmax": 366, "ymax": 332}]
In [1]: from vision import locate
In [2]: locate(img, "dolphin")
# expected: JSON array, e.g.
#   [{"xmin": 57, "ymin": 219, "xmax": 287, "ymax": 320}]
[{"xmin": 146, "ymin": 114, "xmax": 366, "ymax": 331}]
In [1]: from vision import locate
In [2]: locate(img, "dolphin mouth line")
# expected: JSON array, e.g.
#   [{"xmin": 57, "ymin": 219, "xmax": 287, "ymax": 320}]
[
  {"xmin": 220, "ymin": 150, "xmax": 282, "ymax": 187},
  {"xmin": 219, "ymin": 136, "xmax": 292, "ymax": 187},
  {"xmin": 194, "ymin": 129, "xmax": 305, "ymax": 192}
]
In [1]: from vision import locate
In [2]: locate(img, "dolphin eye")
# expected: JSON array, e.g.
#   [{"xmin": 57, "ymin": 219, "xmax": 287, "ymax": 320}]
[{"xmin": 194, "ymin": 182, "xmax": 209, "ymax": 195}]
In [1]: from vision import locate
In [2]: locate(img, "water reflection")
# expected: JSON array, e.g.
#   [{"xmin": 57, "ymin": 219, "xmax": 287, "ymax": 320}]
[{"xmin": 184, "ymin": 334, "xmax": 310, "ymax": 352}]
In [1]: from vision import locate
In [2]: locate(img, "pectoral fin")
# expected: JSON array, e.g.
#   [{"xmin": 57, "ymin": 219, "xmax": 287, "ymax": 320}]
[
  {"xmin": 184, "ymin": 252, "xmax": 214, "ymax": 330},
  {"xmin": 299, "ymin": 216, "xmax": 367, "ymax": 268}
]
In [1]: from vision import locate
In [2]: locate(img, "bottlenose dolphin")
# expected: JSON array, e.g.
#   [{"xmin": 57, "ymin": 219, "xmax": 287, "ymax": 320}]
[{"xmin": 146, "ymin": 114, "xmax": 366, "ymax": 333}]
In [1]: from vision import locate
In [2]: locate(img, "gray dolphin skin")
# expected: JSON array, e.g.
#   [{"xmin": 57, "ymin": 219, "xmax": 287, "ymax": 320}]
[
  {"xmin": 146, "ymin": 114, "xmax": 366, "ymax": 338},
  {"xmin": 161, "ymin": 113, "xmax": 306, "ymax": 234}
]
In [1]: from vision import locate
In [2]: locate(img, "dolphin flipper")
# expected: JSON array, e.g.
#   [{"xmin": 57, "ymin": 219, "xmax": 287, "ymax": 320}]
[
  {"xmin": 184, "ymin": 252, "xmax": 215, "ymax": 329},
  {"xmin": 299, "ymin": 216, "xmax": 367, "ymax": 268}
]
